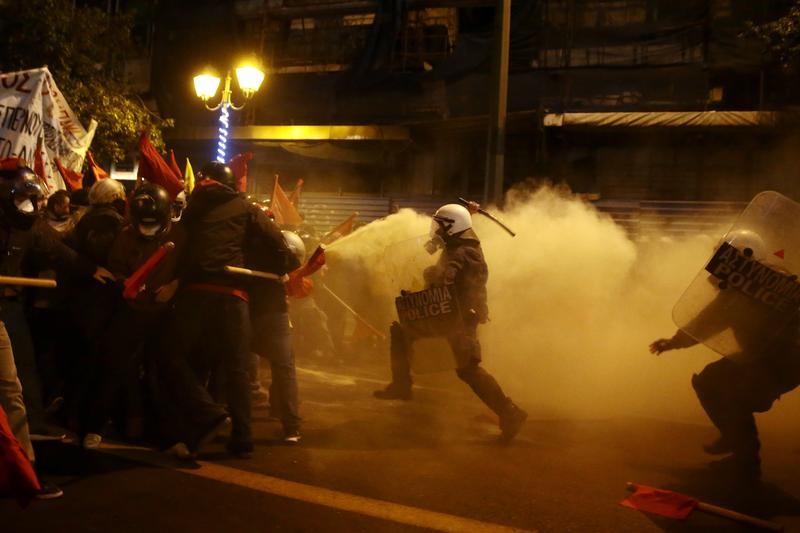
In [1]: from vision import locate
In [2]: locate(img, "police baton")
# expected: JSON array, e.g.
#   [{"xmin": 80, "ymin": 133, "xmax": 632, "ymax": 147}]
[{"xmin": 457, "ymin": 197, "xmax": 516, "ymax": 237}]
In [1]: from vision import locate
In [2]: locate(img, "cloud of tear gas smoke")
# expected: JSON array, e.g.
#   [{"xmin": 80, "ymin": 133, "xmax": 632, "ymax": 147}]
[{"xmin": 324, "ymin": 186, "xmax": 800, "ymax": 430}]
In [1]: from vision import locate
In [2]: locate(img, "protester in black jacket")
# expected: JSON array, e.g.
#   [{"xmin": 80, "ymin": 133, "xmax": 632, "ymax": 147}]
[{"xmin": 162, "ymin": 162, "xmax": 296, "ymax": 458}]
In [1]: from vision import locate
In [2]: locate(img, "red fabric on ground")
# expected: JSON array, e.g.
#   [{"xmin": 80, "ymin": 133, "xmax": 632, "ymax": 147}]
[
  {"xmin": 0, "ymin": 405, "xmax": 40, "ymax": 506},
  {"xmin": 621, "ymin": 483, "xmax": 698, "ymax": 519}
]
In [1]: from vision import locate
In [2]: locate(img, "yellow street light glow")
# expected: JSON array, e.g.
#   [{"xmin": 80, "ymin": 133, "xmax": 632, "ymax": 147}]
[
  {"xmin": 235, "ymin": 65, "xmax": 265, "ymax": 95},
  {"xmin": 193, "ymin": 73, "xmax": 221, "ymax": 100}
]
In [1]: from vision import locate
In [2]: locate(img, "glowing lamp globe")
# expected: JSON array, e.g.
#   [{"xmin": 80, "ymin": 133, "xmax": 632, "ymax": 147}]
[
  {"xmin": 235, "ymin": 66, "xmax": 265, "ymax": 97},
  {"xmin": 193, "ymin": 74, "xmax": 221, "ymax": 100}
]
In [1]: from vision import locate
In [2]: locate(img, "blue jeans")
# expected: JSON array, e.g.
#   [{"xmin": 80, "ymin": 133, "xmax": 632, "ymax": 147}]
[{"xmin": 252, "ymin": 311, "xmax": 300, "ymax": 432}]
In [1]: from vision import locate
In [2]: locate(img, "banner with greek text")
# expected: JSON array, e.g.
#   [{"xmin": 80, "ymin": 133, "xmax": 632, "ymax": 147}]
[{"xmin": 0, "ymin": 67, "xmax": 97, "ymax": 192}]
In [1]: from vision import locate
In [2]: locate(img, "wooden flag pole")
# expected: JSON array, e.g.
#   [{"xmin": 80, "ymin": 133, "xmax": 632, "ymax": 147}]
[
  {"xmin": 320, "ymin": 283, "xmax": 386, "ymax": 340},
  {"xmin": 224, "ymin": 265, "xmax": 286, "ymax": 282},
  {"xmin": 626, "ymin": 483, "xmax": 783, "ymax": 531},
  {"xmin": 0, "ymin": 276, "xmax": 57, "ymax": 288}
]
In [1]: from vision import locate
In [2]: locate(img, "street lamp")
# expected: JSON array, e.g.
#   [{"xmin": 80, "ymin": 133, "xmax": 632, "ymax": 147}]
[{"xmin": 193, "ymin": 63, "xmax": 265, "ymax": 163}]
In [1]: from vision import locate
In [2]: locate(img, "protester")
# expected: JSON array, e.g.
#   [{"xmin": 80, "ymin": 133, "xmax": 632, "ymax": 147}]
[
  {"xmin": 162, "ymin": 161, "xmax": 296, "ymax": 458},
  {"xmin": 0, "ymin": 162, "xmax": 114, "ymax": 498}
]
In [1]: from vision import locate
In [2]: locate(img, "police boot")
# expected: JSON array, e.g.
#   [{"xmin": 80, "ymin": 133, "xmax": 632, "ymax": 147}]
[
  {"xmin": 703, "ymin": 435, "xmax": 733, "ymax": 455},
  {"xmin": 373, "ymin": 382, "xmax": 413, "ymax": 401},
  {"xmin": 499, "ymin": 402, "xmax": 527, "ymax": 443}
]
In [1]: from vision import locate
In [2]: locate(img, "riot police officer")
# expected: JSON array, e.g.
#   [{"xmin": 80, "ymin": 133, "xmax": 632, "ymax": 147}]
[{"xmin": 374, "ymin": 203, "xmax": 528, "ymax": 442}]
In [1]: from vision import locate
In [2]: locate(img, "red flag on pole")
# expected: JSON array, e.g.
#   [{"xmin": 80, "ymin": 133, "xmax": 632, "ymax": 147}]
[
  {"xmin": 168, "ymin": 150, "xmax": 182, "ymax": 182},
  {"xmin": 123, "ymin": 242, "xmax": 176, "ymax": 300},
  {"xmin": 0, "ymin": 405, "xmax": 41, "ymax": 506},
  {"xmin": 54, "ymin": 158, "xmax": 83, "ymax": 191},
  {"xmin": 621, "ymin": 483, "xmax": 698, "ymax": 519},
  {"xmin": 86, "ymin": 151, "xmax": 109, "ymax": 182},
  {"xmin": 33, "ymin": 140, "xmax": 53, "ymax": 195},
  {"xmin": 228, "ymin": 152, "xmax": 253, "ymax": 193},
  {"xmin": 270, "ymin": 175, "xmax": 304, "ymax": 226},
  {"xmin": 137, "ymin": 131, "xmax": 184, "ymax": 199},
  {"xmin": 289, "ymin": 178, "xmax": 304, "ymax": 208},
  {"xmin": 322, "ymin": 212, "xmax": 358, "ymax": 244}
]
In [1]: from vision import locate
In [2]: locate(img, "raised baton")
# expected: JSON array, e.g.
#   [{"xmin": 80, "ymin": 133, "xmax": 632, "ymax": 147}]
[{"xmin": 457, "ymin": 197, "xmax": 516, "ymax": 237}]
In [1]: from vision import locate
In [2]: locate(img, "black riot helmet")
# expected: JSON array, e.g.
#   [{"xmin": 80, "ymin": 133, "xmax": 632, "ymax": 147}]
[
  {"xmin": 197, "ymin": 161, "xmax": 236, "ymax": 190},
  {"xmin": 0, "ymin": 165, "xmax": 44, "ymax": 229},
  {"xmin": 129, "ymin": 182, "xmax": 172, "ymax": 239}
]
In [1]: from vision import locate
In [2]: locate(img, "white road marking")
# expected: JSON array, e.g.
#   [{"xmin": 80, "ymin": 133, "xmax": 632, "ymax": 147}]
[{"xmin": 100, "ymin": 442, "xmax": 535, "ymax": 533}]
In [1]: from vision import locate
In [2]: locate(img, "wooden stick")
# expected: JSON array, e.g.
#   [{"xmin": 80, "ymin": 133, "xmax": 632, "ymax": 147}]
[
  {"xmin": 224, "ymin": 265, "xmax": 285, "ymax": 282},
  {"xmin": 625, "ymin": 483, "xmax": 783, "ymax": 531},
  {"xmin": 320, "ymin": 283, "xmax": 386, "ymax": 340},
  {"xmin": 0, "ymin": 276, "xmax": 57, "ymax": 288}
]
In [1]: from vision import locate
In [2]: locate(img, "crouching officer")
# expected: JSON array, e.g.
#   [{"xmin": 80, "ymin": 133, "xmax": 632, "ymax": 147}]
[{"xmin": 374, "ymin": 203, "xmax": 527, "ymax": 442}]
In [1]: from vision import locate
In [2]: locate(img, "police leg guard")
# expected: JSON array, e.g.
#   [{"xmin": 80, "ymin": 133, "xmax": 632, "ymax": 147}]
[{"xmin": 374, "ymin": 322, "xmax": 413, "ymax": 400}]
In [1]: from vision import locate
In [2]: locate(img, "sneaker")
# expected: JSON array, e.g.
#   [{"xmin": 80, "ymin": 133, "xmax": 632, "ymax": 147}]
[
  {"xmin": 30, "ymin": 423, "xmax": 68, "ymax": 442},
  {"xmin": 499, "ymin": 404, "xmax": 528, "ymax": 443},
  {"xmin": 703, "ymin": 436, "xmax": 733, "ymax": 455},
  {"xmin": 36, "ymin": 481, "xmax": 64, "ymax": 500},
  {"xmin": 192, "ymin": 415, "xmax": 232, "ymax": 454},
  {"xmin": 165, "ymin": 442, "xmax": 196, "ymax": 461},
  {"xmin": 373, "ymin": 382, "xmax": 412, "ymax": 400},
  {"xmin": 82, "ymin": 433, "xmax": 102, "ymax": 449},
  {"xmin": 226, "ymin": 440, "xmax": 254, "ymax": 459},
  {"xmin": 283, "ymin": 429, "xmax": 302, "ymax": 445}
]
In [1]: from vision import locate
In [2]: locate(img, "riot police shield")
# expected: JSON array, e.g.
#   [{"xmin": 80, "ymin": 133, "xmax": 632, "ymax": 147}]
[
  {"xmin": 385, "ymin": 236, "xmax": 464, "ymax": 373},
  {"xmin": 672, "ymin": 191, "xmax": 800, "ymax": 358}
]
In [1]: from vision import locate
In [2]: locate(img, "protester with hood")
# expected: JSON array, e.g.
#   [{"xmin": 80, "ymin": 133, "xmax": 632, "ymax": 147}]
[
  {"xmin": 44, "ymin": 190, "xmax": 72, "ymax": 234},
  {"xmin": 161, "ymin": 161, "xmax": 297, "ymax": 458},
  {"xmin": 374, "ymin": 203, "xmax": 528, "ymax": 442}
]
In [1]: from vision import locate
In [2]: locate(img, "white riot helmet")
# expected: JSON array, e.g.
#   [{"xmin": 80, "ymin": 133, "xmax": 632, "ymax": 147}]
[
  {"xmin": 725, "ymin": 229, "xmax": 766, "ymax": 261},
  {"xmin": 282, "ymin": 230, "xmax": 306, "ymax": 263},
  {"xmin": 430, "ymin": 204, "xmax": 472, "ymax": 238},
  {"xmin": 425, "ymin": 203, "xmax": 473, "ymax": 254},
  {"xmin": 88, "ymin": 179, "xmax": 125, "ymax": 206},
  {"xmin": 172, "ymin": 191, "xmax": 187, "ymax": 223}
]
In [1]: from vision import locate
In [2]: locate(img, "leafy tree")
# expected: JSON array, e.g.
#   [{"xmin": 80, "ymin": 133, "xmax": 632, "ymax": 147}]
[
  {"xmin": 0, "ymin": 0, "xmax": 172, "ymax": 165},
  {"xmin": 747, "ymin": 1, "xmax": 800, "ymax": 68}
]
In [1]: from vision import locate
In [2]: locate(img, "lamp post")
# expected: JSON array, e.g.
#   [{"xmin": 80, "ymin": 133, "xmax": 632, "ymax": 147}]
[{"xmin": 193, "ymin": 64, "xmax": 265, "ymax": 163}]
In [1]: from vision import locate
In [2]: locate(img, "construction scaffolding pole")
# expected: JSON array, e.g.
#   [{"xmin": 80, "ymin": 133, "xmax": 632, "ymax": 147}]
[{"xmin": 483, "ymin": 0, "xmax": 511, "ymax": 205}]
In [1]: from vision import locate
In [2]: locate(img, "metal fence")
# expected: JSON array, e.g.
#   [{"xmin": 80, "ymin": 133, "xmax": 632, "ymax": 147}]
[{"xmin": 282, "ymin": 192, "xmax": 745, "ymax": 239}]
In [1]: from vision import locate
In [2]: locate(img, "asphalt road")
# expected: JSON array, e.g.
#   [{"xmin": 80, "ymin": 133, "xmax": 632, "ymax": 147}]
[{"xmin": 4, "ymin": 357, "xmax": 800, "ymax": 532}]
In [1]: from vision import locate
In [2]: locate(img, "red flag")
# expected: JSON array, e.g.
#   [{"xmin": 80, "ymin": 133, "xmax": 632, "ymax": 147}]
[
  {"xmin": 86, "ymin": 151, "xmax": 109, "ymax": 181},
  {"xmin": 0, "ymin": 405, "xmax": 41, "ymax": 506},
  {"xmin": 54, "ymin": 158, "xmax": 83, "ymax": 191},
  {"xmin": 322, "ymin": 212, "xmax": 358, "ymax": 244},
  {"xmin": 228, "ymin": 152, "xmax": 253, "ymax": 193},
  {"xmin": 168, "ymin": 150, "xmax": 182, "ymax": 182},
  {"xmin": 123, "ymin": 242, "xmax": 176, "ymax": 300},
  {"xmin": 285, "ymin": 245, "xmax": 325, "ymax": 298},
  {"xmin": 270, "ymin": 175, "xmax": 304, "ymax": 226},
  {"xmin": 137, "ymin": 131, "xmax": 184, "ymax": 199},
  {"xmin": 0, "ymin": 158, "xmax": 25, "ymax": 171},
  {"xmin": 621, "ymin": 483, "xmax": 698, "ymax": 519},
  {"xmin": 33, "ymin": 140, "xmax": 53, "ymax": 195},
  {"xmin": 774, "ymin": 249, "xmax": 785, "ymax": 259},
  {"xmin": 289, "ymin": 178, "xmax": 304, "ymax": 208}
]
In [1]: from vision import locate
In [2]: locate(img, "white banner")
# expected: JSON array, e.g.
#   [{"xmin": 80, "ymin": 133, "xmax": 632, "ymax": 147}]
[{"xmin": 0, "ymin": 66, "xmax": 96, "ymax": 192}]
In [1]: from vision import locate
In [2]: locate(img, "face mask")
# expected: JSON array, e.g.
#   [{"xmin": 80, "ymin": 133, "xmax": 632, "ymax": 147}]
[
  {"xmin": 138, "ymin": 223, "xmax": 161, "ymax": 237},
  {"xmin": 424, "ymin": 235, "xmax": 444, "ymax": 255},
  {"xmin": 15, "ymin": 198, "xmax": 35, "ymax": 213}
]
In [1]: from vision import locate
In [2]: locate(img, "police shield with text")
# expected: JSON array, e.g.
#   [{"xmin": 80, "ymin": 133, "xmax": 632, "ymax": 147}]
[
  {"xmin": 374, "ymin": 203, "xmax": 527, "ymax": 442},
  {"xmin": 651, "ymin": 191, "xmax": 800, "ymax": 482}
]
